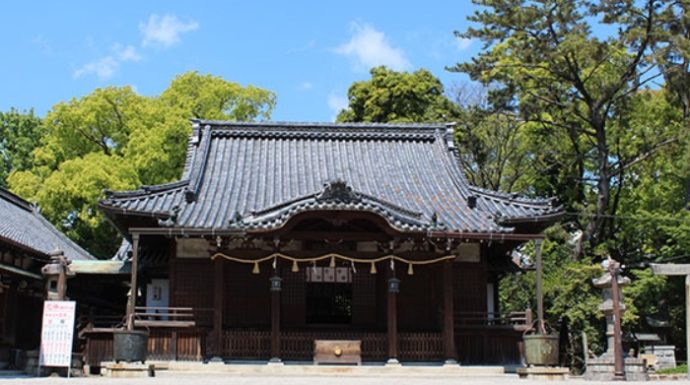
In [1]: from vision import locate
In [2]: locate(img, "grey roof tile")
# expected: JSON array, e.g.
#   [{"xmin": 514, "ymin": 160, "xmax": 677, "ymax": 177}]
[
  {"xmin": 0, "ymin": 188, "xmax": 95, "ymax": 260},
  {"xmin": 100, "ymin": 121, "xmax": 562, "ymax": 234}
]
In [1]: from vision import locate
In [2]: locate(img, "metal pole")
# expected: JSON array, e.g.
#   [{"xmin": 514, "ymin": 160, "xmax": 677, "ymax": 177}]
[
  {"xmin": 534, "ymin": 239, "xmax": 545, "ymax": 334},
  {"xmin": 609, "ymin": 259, "xmax": 624, "ymax": 380}
]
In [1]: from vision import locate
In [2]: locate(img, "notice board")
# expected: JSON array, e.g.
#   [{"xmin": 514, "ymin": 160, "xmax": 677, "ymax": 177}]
[{"xmin": 39, "ymin": 300, "xmax": 76, "ymax": 367}]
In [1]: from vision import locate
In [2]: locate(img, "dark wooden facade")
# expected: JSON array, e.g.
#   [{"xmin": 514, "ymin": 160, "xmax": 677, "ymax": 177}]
[{"xmin": 83, "ymin": 231, "xmax": 532, "ymax": 366}]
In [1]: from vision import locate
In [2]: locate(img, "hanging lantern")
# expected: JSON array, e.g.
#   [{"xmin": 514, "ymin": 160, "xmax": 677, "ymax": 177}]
[
  {"xmin": 407, "ymin": 263, "xmax": 414, "ymax": 275},
  {"xmin": 252, "ymin": 261, "xmax": 260, "ymax": 274},
  {"xmin": 330, "ymin": 256, "xmax": 336, "ymax": 268},
  {"xmin": 270, "ymin": 275, "xmax": 283, "ymax": 292},
  {"xmin": 292, "ymin": 260, "xmax": 299, "ymax": 272},
  {"xmin": 370, "ymin": 262, "xmax": 377, "ymax": 274},
  {"xmin": 388, "ymin": 277, "xmax": 401, "ymax": 293}
]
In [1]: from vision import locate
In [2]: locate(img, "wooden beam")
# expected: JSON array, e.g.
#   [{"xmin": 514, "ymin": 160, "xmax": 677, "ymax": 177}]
[{"xmin": 428, "ymin": 231, "xmax": 545, "ymax": 241}]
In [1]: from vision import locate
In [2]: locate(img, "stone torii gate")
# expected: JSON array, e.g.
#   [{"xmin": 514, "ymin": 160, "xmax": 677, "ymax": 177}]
[{"xmin": 650, "ymin": 263, "xmax": 690, "ymax": 379}]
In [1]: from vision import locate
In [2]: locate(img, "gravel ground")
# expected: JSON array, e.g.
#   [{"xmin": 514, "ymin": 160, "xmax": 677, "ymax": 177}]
[{"xmin": 1, "ymin": 373, "xmax": 690, "ymax": 385}]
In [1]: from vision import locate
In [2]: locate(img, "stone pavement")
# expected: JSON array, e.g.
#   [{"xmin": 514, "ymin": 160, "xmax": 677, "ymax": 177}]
[{"xmin": 1, "ymin": 373, "xmax": 690, "ymax": 385}]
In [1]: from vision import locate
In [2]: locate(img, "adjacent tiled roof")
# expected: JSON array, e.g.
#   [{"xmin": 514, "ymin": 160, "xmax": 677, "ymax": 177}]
[
  {"xmin": 100, "ymin": 120, "xmax": 562, "ymax": 234},
  {"xmin": 0, "ymin": 188, "xmax": 95, "ymax": 260}
]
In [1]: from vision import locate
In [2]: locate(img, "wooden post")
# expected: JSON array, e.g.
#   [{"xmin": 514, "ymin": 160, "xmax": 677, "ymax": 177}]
[
  {"xmin": 212, "ymin": 257, "xmax": 224, "ymax": 358},
  {"xmin": 269, "ymin": 274, "xmax": 282, "ymax": 363},
  {"xmin": 534, "ymin": 239, "xmax": 545, "ymax": 334},
  {"xmin": 126, "ymin": 233, "xmax": 140, "ymax": 331},
  {"xmin": 443, "ymin": 260, "xmax": 457, "ymax": 364},
  {"xmin": 387, "ymin": 273, "xmax": 400, "ymax": 365}
]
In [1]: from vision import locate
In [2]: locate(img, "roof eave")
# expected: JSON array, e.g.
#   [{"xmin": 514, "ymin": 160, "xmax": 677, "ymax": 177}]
[{"xmin": 497, "ymin": 210, "xmax": 565, "ymax": 226}]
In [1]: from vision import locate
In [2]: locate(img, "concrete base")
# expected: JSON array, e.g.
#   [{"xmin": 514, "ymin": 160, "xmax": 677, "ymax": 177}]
[
  {"xmin": 584, "ymin": 356, "xmax": 648, "ymax": 381},
  {"xmin": 101, "ymin": 362, "xmax": 155, "ymax": 378},
  {"xmin": 164, "ymin": 361, "xmax": 504, "ymax": 377},
  {"xmin": 517, "ymin": 367, "xmax": 568, "ymax": 380}
]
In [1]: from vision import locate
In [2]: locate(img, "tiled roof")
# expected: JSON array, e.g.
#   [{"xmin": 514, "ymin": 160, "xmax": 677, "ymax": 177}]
[
  {"xmin": 0, "ymin": 188, "xmax": 95, "ymax": 260},
  {"xmin": 100, "ymin": 120, "xmax": 562, "ymax": 234}
]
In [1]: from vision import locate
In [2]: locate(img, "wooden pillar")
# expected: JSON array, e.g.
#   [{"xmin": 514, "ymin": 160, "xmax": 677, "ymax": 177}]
[
  {"xmin": 126, "ymin": 233, "xmax": 140, "ymax": 331},
  {"xmin": 212, "ymin": 257, "xmax": 224, "ymax": 358},
  {"xmin": 270, "ymin": 274, "xmax": 282, "ymax": 363},
  {"xmin": 443, "ymin": 260, "xmax": 457, "ymax": 364},
  {"xmin": 387, "ymin": 272, "xmax": 400, "ymax": 365},
  {"xmin": 534, "ymin": 239, "xmax": 545, "ymax": 334}
]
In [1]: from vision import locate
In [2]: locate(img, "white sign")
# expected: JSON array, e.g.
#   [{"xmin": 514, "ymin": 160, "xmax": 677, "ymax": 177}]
[{"xmin": 39, "ymin": 301, "xmax": 76, "ymax": 367}]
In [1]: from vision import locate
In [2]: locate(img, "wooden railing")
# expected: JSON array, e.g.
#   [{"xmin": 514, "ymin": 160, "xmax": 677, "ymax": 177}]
[
  {"xmin": 134, "ymin": 306, "xmax": 196, "ymax": 328},
  {"xmin": 83, "ymin": 329, "xmax": 207, "ymax": 366},
  {"xmin": 221, "ymin": 330, "xmax": 441, "ymax": 361},
  {"xmin": 455, "ymin": 309, "xmax": 532, "ymax": 331},
  {"xmin": 77, "ymin": 314, "xmax": 125, "ymax": 337}
]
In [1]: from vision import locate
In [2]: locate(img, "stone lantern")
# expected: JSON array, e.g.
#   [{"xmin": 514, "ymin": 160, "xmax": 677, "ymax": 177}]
[{"xmin": 40, "ymin": 249, "xmax": 74, "ymax": 300}]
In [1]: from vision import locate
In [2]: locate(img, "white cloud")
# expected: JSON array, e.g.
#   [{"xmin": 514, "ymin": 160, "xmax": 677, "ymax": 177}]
[
  {"xmin": 115, "ymin": 44, "xmax": 142, "ymax": 62},
  {"xmin": 327, "ymin": 93, "xmax": 349, "ymax": 118},
  {"xmin": 454, "ymin": 37, "xmax": 472, "ymax": 51},
  {"xmin": 73, "ymin": 56, "xmax": 119, "ymax": 80},
  {"xmin": 140, "ymin": 14, "xmax": 199, "ymax": 48},
  {"xmin": 73, "ymin": 44, "xmax": 142, "ymax": 80},
  {"xmin": 334, "ymin": 22, "xmax": 410, "ymax": 71},
  {"xmin": 300, "ymin": 81, "xmax": 313, "ymax": 90}
]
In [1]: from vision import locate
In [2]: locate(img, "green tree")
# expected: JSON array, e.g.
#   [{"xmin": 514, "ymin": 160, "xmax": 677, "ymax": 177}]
[
  {"xmin": 9, "ymin": 71, "xmax": 276, "ymax": 257},
  {"xmin": 451, "ymin": 0, "xmax": 681, "ymax": 250},
  {"xmin": 337, "ymin": 66, "xmax": 460, "ymax": 123},
  {"xmin": 448, "ymin": 83, "xmax": 534, "ymax": 193},
  {"xmin": 0, "ymin": 109, "xmax": 44, "ymax": 187}
]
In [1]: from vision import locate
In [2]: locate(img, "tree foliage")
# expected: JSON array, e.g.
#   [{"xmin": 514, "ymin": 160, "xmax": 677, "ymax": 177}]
[
  {"xmin": 454, "ymin": 0, "xmax": 690, "ymax": 369},
  {"xmin": 336, "ymin": 66, "xmax": 460, "ymax": 123},
  {"xmin": 8, "ymin": 71, "xmax": 275, "ymax": 258},
  {"xmin": 0, "ymin": 109, "xmax": 44, "ymax": 187},
  {"xmin": 451, "ymin": 0, "xmax": 682, "ymax": 250}
]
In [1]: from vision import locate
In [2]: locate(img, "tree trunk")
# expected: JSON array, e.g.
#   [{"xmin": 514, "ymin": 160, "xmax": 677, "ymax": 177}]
[{"xmin": 585, "ymin": 116, "xmax": 611, "ymax": 249}]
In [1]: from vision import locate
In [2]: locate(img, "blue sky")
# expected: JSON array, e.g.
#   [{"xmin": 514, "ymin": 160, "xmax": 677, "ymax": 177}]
[{"xmin": 0, "ymin": 1, "xmax": 479, "ymax": 122}]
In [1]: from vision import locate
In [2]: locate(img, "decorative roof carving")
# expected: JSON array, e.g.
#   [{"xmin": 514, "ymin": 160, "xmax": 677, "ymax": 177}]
[{"xmin": 316, "ymin": 180, "xmax": 361, "ymax": 203}]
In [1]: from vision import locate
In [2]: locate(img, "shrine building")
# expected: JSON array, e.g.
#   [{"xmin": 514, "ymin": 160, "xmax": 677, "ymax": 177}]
[{"xmin": 91, "ymin": 120, "xmax": 562, "ymax": 365}]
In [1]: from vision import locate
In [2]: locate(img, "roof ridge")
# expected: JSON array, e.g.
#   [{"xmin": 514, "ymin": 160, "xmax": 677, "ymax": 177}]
[
  {"xmin": 104, "ymin": 180, "xmax": 189, "ymax": 199},
  {"xmin": 0, "ymin": 188, "xmax": 34, "ymax": 212},
  {"xmin": 191, "ymin": 119, "xmax": 452, "ymax": 130},
  {"xmin": 468, "ymin": 185, "xmax": 554, "ymax": 205}
]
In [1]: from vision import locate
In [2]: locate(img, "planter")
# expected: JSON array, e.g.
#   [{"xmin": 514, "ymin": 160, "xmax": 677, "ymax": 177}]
[
  {"xmin": 113, "ymin": 330, "xmax": 149, "ymax": 363},
  {"xmin": 524, "ymin": 334, "xmax": 559, "ymax": 366}
]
